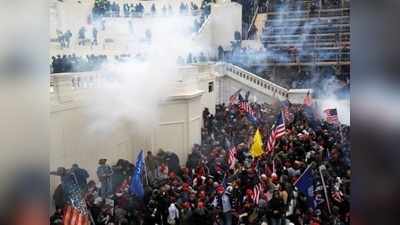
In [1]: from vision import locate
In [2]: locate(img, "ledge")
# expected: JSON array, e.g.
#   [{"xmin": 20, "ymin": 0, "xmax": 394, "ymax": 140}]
[{"xmin": 167, "ymin": 89, "xmax": 205, "ymax": 101}]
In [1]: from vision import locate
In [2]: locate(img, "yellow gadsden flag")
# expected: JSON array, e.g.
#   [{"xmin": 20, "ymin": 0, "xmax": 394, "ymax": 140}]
[{"xmin": 250, "ymin": 129, "xmax": 264, "ymax": 158}]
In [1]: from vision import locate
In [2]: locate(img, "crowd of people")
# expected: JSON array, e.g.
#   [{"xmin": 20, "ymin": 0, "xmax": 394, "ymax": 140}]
[
  {"xmin": 92, "ymin": 0, "xmax": 205, "ymax": 19},
  {"xmin": 50, "ymin": 54, "xmax": 108, "ymax": 73},
  {"xmin": 50, "ymin": 99, "xmax": 350, "ymax": 225},
  {"xmin": 55, "ymin": 0, "xmax": 211, "ymax": 49},
  {"xmin": 177, "ymin": 52, "xmax": 211, "ymax": 65},
  {"xmin": 50, "ymin": 50, "xmax": 213, "ymax": 74},
  {"xmin": 50, "ymin": 53, "xmax": 137, "ymax": 73},
  {"xmin": 55, "ymin": 26, "xmax": 99, "ymax": 49}
]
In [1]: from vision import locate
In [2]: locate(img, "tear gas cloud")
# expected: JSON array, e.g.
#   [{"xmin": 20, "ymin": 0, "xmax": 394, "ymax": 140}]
[
  {"xmin": 84, "ymin": 15, "xmax": 207, "ymax": 132},
  {"xmin": 233, "ymin": 3, "xmax": 350, "ymax": 124}
]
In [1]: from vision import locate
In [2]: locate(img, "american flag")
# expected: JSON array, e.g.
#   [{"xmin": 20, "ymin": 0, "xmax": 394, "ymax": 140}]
[
  {"xmin": 228, "ymin": 89, "xmax": 242, "ymax": 105},
  {"xmin": 239, "ymin": 100, "xmax": 250, "ymax": 112},
  {"xmin": 239, "ymin": 100, "xmax": 256, "ymax": 117},
  {"xmin": 280, "ymin": 100, "xmax": 293, "ymax": 124},
  {"xmin": 251, "ymin": 183, "xmax": 263, "ymax": 205},
  {"xmin": 227, "ymin": 145, "xmax": 237, "ymax": 169},
  {"xmin": 323, "ymin": 108, "xmax": 339, "ymax": 124},
  {"xmin": 266, "ymin": 112, "xmax": 286, "ymax": 154},
  {"xmin": 62, "ymin": 174, "xmax": 90, "ymax": 225}
]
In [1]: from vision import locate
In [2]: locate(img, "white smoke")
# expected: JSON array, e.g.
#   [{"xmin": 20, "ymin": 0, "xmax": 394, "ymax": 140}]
[
  {"xmin": 316, "ymin": 77, "xmax": 350, "ymax": 125},
  {"xmin": 84, "ymin": 15, "xmax": 206, "ymax": 133}
]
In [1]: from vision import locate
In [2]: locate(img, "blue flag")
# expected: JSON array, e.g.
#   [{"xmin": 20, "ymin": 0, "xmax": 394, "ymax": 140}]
[
  {"xmin": 294, "ymin": 166, "xmax": 315, "ymax": 209},
  {"xmin": 130, "ymin": 150, "xmax": 145, "ymax": 198}
]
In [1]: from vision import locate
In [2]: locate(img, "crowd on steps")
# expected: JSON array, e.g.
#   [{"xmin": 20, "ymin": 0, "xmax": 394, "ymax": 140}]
[{"xmin": 51, "ymin": 99, "xmax": 350, "ymax": 225}]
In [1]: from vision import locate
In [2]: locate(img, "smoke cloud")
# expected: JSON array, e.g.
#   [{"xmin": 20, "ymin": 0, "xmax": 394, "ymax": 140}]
[
  {"xmin": 315, "ymin": 76, "xmax": 350, "ymax": 125},
  {"xmin": 84, "ymin": 15, "xmax": 206, "ymax": 133},
  {"xmin": 238, "ymin": 2, "xmax": 351, "ymax": 124}
]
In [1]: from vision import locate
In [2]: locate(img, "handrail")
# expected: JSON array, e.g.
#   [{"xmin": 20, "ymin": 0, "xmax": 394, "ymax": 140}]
[
  {"xmin": 222, "ymin": 63, "xmax": 290, "ymax": 99},
  {"xmin": 220, "ymin": 63, "xmax": 312, "ymax": 103},
  {"xmin": 50, "ymin": 71, "xmax": 111, "ymax": 91}
]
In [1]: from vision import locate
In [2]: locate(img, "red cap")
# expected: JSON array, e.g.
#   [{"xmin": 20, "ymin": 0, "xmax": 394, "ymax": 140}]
[{"xmin": 216, "ymin": 185, "xmax": 225, "ymax": 194}]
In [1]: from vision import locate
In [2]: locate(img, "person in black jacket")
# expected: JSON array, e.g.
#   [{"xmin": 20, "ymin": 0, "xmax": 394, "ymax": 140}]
[{"xmin": 268, "ymin": 190, "xmax": 285, "ymax": 225}]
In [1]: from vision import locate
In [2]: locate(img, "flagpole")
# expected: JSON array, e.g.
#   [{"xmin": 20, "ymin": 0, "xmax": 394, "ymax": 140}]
[
  {"xmin": 293, "ymin": 164, "xmax": 312, "ymax": 186},
  {"xmin": 319, "ymin": 165, "xmax": 332, "ymax": 215},
  {"xmin": 142, "ymin": 151, "xmax": 149, "ymax": 186}
]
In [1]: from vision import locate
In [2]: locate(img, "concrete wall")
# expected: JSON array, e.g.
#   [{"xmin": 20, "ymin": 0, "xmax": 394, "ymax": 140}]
[
  {"xmin": 50, "ymin": 70, "xmax": 204, "ymax": 194},
  {"xmin": 210, "ymin": 2, "xmax": 242, "ymax": 50},
  {"xmin": 193, "ymin": 2, "xmax": 242, "ymax": 55}
]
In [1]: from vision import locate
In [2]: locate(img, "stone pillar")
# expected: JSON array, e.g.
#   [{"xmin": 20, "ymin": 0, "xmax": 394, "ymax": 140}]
[{"xmin": 154, "ymin": 89, "xmax": 204, "ymax": 164}]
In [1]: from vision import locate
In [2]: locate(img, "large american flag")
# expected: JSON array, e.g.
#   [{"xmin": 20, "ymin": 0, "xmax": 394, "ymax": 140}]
[
  {"xmin": 62, "ymin": 174, "xmax": 90, "ymax": 225},
  {"xmin": 266, "ymin": 112, "xmax": 286, "ymax": 154},
  {"xmin": 323, "ymin": 108, "xmax": 339, "ymax": 124},
  {"xmin": 227, "ymin": 145, "xmax": 237, "ymax": 169},
  {"xmin": 251, "ymin": 183, "xmax": 263, "ymax": 205}
]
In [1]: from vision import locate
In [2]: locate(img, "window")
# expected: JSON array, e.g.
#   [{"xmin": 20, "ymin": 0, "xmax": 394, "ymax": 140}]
[{"xmin": 208, "ymin": 81, "xmax": 214, "ymax": 93}]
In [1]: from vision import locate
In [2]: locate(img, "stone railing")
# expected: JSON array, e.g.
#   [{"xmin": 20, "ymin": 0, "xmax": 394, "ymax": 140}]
[
  {"xmin": 50, "ymin": 72, "xmax": 111, "ymax": 92},
  {"xmin": 222, "ymin": 63, "xmax": 289, "ymax": 100},
  {"xmin": 50, "ymin": 63, "xmax": 311, "ymax": 105},
  {"xmin": 219, "ymin": 63, "xmax": 311, "ymax": 104}
]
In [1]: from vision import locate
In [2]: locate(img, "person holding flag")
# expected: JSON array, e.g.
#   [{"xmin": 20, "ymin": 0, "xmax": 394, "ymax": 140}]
[
  {"xmin": 250, "ymin": 128, "xmax": 264, "ymax": 158},
  {"xmin": 130, "ymin": 150, "xmax": 145, "ymax": 199}
]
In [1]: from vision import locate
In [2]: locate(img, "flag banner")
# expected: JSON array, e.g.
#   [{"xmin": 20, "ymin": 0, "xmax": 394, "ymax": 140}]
[
  {"xmin": 62, "ymin": 173, "xmax": 90, "ymax": 225},
  {"xmin": 251, "ymin": 183, "xmax": 263, "ymax": 205},
  {"xmin": 323, "ymin": 108, "xmax": 339, "ymax": 124},
  {"xmin": 250, "ymin": 129, "xmax": 264, "ymax": 158},
  {"xmin": 280, "ymin": 100, "xmax": 293, "ymax": 124},
  {"xmin": 229, "ymin": 89, "xmax": 242, "ymax": 105},
  {"xmin": 266, "ymin": 112, "xmax": 286, "ymax": 154},
  {"xmin": 228, "ymin": 145, "xmax": 237, "ymax": 169},
  {"xmin": 130, "ymin": 150, "xmax": 145, "ymax": 198},
  {"xmin": 294, "ymin": 166, "xmax": 315, "ymax": 209}
]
